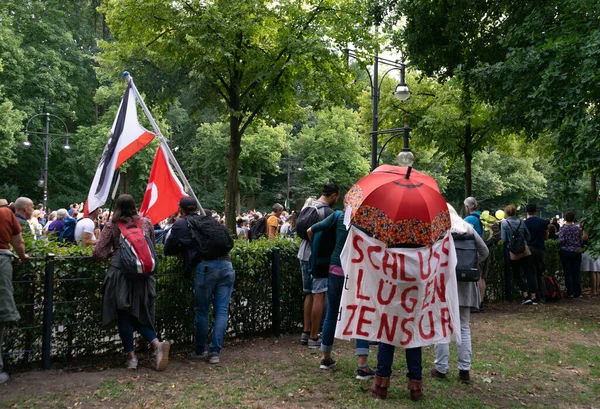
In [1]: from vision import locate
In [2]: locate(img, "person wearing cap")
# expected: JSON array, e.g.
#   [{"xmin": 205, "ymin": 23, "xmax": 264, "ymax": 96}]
[
  {"xmin": 463, "ymin": 197, "xmax": 483, "ymax": 237},
  {"xmin": 164, "ymin": 196, "xmax": 235, "ymax": 365},
  {"xmin": 524, "ymin": 203, "xmax": 549, "ymax": 302}
]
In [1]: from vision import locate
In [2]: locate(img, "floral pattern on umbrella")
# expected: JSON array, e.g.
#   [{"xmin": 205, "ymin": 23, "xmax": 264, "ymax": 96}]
[{"xmin": 352, "ymin": 204, "xmax": 451, "ymax": 247}]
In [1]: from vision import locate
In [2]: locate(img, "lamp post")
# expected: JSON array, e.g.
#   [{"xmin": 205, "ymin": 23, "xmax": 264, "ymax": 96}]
[
  {"xmin": 22, "ymin": 113, "xmax": 70, "ymax": 211},
  {"xmin": 345, "ymin": 49, "xmax": 410, "ymax": 171}
]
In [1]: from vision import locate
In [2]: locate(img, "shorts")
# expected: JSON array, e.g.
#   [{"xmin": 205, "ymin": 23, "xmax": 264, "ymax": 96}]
[{"xmin": 300, "ymin": 260, "xmax": 328, "ymax": 294}]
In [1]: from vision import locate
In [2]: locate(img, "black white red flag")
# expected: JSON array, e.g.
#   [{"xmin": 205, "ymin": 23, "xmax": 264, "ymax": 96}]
[{"xmin": 84, "ymin": 83, "xmax": 154, "ymax": 214}]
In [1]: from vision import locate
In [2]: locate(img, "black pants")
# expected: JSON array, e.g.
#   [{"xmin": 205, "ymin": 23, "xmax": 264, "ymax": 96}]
[
  {"xmin": 529, "ymin": 247, "xmax": 547, "ymax": 300},
  {"xmin": 560, "ymin": 250, "xmax": 582, "ymax": 297},
  {"xmin": 511, "ymin": 255, "xmax": 537, "ymax": 296}
]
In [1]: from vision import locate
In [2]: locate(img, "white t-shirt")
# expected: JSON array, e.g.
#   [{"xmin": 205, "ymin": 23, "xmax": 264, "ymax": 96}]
[{"xmin": 75, "ymin": 217, "xmax": 96, "ymax": 243}]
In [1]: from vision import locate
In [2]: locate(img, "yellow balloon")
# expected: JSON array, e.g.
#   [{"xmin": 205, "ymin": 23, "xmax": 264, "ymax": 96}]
[{"xmin": 495, "ymin": 210, "xmax": 505, "ymax": 220}]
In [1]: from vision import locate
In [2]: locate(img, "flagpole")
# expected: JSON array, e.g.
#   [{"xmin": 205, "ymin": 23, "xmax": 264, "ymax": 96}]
[
  {"xmin": 123, "ymin": 72, "xmax": 205, "ymax": 216},
  {"xmin": 107, "ymin": 170, "xmax": 121, "ymax": 217}
]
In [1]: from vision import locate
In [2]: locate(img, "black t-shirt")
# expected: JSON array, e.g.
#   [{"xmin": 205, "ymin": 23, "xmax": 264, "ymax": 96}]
[{"xmin": 524, "ymin": 216, "xmax": 549, "ymax": 250}]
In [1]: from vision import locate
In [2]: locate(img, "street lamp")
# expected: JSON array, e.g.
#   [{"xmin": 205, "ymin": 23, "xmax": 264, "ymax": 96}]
[
  {"xmin": 345, "ymin": 49, "xmax": 410, "ymax": 171},
  {"xmin": 22, "ymin": 113, "xmax": 70, "ymax": 210}
]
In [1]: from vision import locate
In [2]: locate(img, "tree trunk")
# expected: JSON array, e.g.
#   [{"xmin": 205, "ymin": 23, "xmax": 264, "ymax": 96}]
[
  {"xmin": 462, "ymin": 72, "xmax": 473, "ymax": 198},
  {"xmin": 225, "ymin": 114, "xmax": 242, "ymax": 233},
  {"xmin": 590, "ymin": 171, "xmax": 597, "ymax": 204},
  {"xmin": 464, "ymin": 120, "xmax": 473, "ymax": 198},
  {"xmin": 119, "ymin": 172, "xmax": 129, "ymax": 194}
]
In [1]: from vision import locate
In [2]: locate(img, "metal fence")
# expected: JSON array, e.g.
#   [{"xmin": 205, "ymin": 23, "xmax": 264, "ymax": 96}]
[{"xmin": 1, "ymin": 238, "xmax": 591, "ymax": 370}]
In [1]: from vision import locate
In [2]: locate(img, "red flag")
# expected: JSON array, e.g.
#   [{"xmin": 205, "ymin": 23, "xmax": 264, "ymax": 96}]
[
  {"xmin": 84, "ymin": 83, "xmax": 154, "ymax": 215},
  {"xmin": 139, "ymin": 145, "xmax": 186, "ymax": 224}
]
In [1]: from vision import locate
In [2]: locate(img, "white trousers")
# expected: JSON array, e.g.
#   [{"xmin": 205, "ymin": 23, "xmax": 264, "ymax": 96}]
[{"xmin": 434, "ymin": 306, "xmax": 471, "ymax": 373}]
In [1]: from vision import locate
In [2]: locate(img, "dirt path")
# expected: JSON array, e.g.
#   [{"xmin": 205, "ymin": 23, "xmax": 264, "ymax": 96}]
[{"xmin": 1, "ymin": 296, "xmax": 599, "ymax": 409}]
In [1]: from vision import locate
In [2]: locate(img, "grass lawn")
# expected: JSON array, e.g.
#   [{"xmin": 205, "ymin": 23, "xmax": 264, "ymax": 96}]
[{"xmin": 1, "ymin": 296, "xmax": 599, "ymax": 409}]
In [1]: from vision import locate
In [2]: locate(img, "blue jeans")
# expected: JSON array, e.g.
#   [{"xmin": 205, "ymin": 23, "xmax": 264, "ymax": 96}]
[
  {"xmin": 560, "ymin": 250, "xmax": 582, "ymax": 297},
  {"xmin": 321, "ymin": 273, "xmax": 369, "ymax": 355},
  {"xmin": 194, "ymin": 259, "xmax": 235, "ymax": 355},
  {"xmin": 117, "ymin": 310, "xmax": 157, "ymax": 353},
  {"xmin": 376, "ymin": 343, "xmax": 422, "ymax": 380}
]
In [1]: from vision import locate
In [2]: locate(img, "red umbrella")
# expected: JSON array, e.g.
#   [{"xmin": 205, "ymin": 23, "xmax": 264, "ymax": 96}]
[{"xmin": 344, "ymin": 165, "xmax": 450, "ymax": 247}]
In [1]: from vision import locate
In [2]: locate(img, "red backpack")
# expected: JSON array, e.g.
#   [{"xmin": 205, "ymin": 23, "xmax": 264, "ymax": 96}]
[
  {"xmin": 117, "ymin": 220, "xmax": 157, "ymax": 278},
  {"xmin": 544, "ymin": 276, "xmax": 562, "ymax": 302}
]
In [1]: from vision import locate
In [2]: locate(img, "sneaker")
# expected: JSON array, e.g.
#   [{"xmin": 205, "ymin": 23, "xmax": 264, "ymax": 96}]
[
  {"xmin": 188, "ymin": 351, "xmax": 208, "ymax": 360},
  {"xmin": 430, "ymin": 368, "xmax": 446, "ymax": 380},
  {"xmin": 0, "ymin": 372, "xmax": 9, "ymax": 384},
  {"xmin": 154, "ymin": 341, "xmax": 170, "ymax": 371},
  {"xmin": 459, "ymin": 370, "xmax": 471, "ymax": 384},
  {"xmin": 356, "ymin": 367, "xmax": 375, "ymax": 380},
  {"xmin": 300, "ymin": 332, "xmax": 310, "ymax": 345},
  {"xmin": 319, "ymin": 357, "xmax": 336, "ymax": 370},
  {"xmin": 521, "ymin": 296, "xmax": 532, "ymax": 305},
  {"xmin": 208, "ymin": 352, "xmax": 220, "ymax": 364},
  {"xmin": 125, "ymin": 357, "xmax": 138, "ymax": 370},
  {"xmin": 307, "ymin": 336, "xmax": 322, "ymax": 349},
  {"xmin": 531, "ymin": 298, "xmax": 539, "ymax": 305}
]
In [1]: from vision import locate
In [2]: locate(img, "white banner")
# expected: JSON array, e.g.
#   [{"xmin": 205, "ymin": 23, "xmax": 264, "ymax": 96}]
[{"xmin": 335, "ymin": 226, "xmax": 461, "ymax": 348}]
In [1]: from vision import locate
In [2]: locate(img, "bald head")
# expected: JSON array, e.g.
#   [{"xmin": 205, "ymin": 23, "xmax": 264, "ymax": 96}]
[{"xmin": 15, "ymin": 197, "xmax": 34, "ymax": 219}]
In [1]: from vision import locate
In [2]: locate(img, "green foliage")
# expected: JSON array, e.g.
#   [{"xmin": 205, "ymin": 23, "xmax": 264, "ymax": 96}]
[{"xmin": 293, "ymin": 106, "xmax": 370, "ymax": 198}]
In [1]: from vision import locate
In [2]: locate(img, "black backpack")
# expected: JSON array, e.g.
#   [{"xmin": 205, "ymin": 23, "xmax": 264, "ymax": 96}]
[
  {"xmin": 452, "ymin": 232, "xmax": 480, "ymax": 282},
  {"xmin": 296, "ymin": 202, "xmax": 330, "ymax": 240},
  {"xmin": 507, "ymin": 221, "xmax": 526, "ymax": 254},
  {"xmin": 186, "ymin": 214, "xmax": 234, "ymax": 260},
  {"xmin": 248, "ymin": 215, "xmax": 269, "ymax": 242}
]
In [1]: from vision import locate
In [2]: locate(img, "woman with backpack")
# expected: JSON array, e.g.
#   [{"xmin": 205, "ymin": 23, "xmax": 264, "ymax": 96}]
[
  {"xmin": 92, "ymin": 194, "xmax": 169, "ymax": 371},
  {"xmin": 501, "ymin": 205, "xmax": 539, "ymax": 305}
]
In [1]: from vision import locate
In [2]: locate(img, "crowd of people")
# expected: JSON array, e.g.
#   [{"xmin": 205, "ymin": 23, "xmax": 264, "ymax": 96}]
[{"xmin": 1, "ymin": 190, "xmax": 598, "ymax": 401}]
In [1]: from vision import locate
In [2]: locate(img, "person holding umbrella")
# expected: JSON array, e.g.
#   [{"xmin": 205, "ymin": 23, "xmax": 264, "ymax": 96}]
[{"xmin": 343, "ymin": 164, "xmax": 455, "ymax": 401}]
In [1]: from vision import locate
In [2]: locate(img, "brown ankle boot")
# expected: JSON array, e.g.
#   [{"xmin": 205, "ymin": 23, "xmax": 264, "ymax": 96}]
[
  {"xmin": 407, "ymin": 379, "xmax": 423, "ymax": 401},
  {"xmin": 370, "ymin": 375, "xmax": 390, "ymax": 399}
]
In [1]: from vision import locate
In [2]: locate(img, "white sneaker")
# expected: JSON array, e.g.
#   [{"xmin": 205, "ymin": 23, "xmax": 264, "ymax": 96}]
[
  {"xmin": 0, "ymin": 372, "xmax": 9, "ymax": 384},
  {"xmin": 208, "ymin": 352, "xmax": 220, "ymax": 364},
  {"xmin": 125, "ymin": 357, "xmax": 138, "ymax": 370},
  {"xmin": 154, "ymin": 341, "xmax": 170, "ymax": 371}
]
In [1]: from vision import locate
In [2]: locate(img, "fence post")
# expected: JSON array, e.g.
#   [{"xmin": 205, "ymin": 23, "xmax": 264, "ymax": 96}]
[
  {"xmin": 503, "ymin": 243, "xmax": 511, "ymax": 301},
  {"xmin": 42, "ymin": 253, "xmax": 55, "ymax": 370},
  {"xmin": 271, "ymin": 248, "xmax": 281, "ymax": 337}
]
